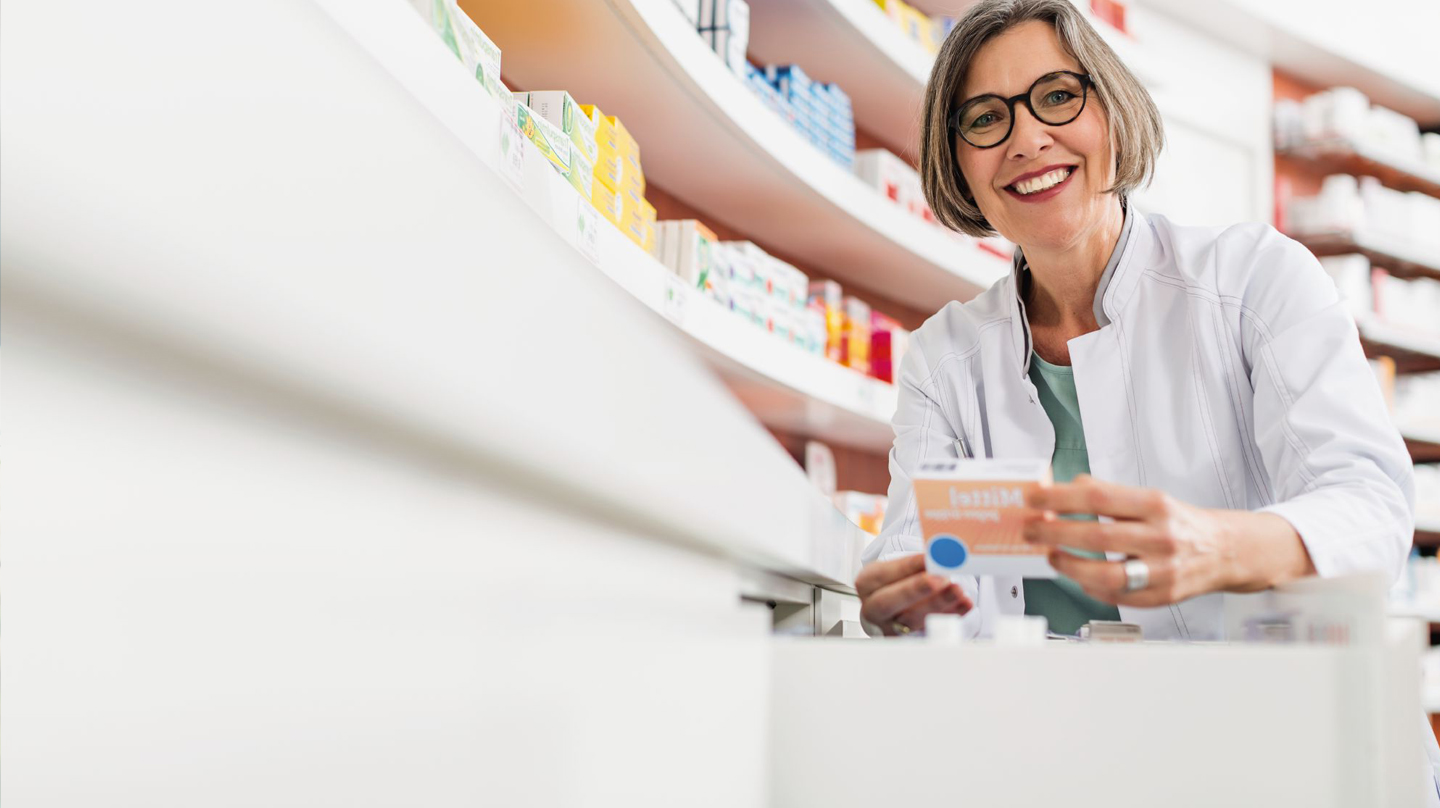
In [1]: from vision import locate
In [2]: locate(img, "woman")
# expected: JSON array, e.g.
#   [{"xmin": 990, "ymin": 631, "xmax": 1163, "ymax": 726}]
[{"xmin": 855, "ymin": 0, "xmax": 1416, "ymax": 643}]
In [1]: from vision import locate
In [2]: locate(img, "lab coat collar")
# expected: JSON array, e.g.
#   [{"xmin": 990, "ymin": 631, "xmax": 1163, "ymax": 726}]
[{"xmin": 1004, "ymin": 203, "xmax": 1147, "ymax": 377}]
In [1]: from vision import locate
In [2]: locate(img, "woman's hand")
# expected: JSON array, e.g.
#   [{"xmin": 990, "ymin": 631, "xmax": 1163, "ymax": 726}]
[
  {"xmin": 1022, "ymin": 474, "xmax": 1315, "ymax": 607},
  {"xmin": 855, "ymin": 553, "xmax": 974, "ymax": 636}
]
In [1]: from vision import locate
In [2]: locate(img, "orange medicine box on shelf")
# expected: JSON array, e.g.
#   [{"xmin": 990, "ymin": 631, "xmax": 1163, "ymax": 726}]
[{"xmin": 913, "ymin": 458, "xmax": 1056, "ymax": 579}]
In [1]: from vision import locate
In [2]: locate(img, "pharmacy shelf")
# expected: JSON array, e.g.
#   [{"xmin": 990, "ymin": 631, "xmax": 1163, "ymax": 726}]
[
  {"xmin": 327, "ymin": 0, "xmax": 897, "ymax": 457},
  {"xmin": 1418, "ymin": 520, "xmax": 1440, "ymax": 549},
  {"xmin": 1355, "ymin": 315, "xmax": 1440, "ymax": 375},
  {"xmin": 299, "ymin": 0, "xmax": 877, "ymax": 588},
  {"xmin": 1278, "ymin": 141, "xmax": 1440, "ymax": 199},
  {"xmin": 599, "ymin": 235, "xmax": 900, "ymax": 453},
  {"xmin": 1294, "ymin": 229, "xmax": 1440, "ymax": 283},
  {"xmin": 1403, "ymin": 426, "xmax": 1440, "ymax": 464},
  {"xmin": 746, "ymin": 0, "xmax": 931, "ymax": 157},
  {"xmin": 460, "ymin": 0, "xmax": 1011, "ymax": 312}
]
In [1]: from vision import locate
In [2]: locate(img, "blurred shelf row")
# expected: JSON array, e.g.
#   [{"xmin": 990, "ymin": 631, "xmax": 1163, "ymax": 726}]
[{"xmin": 461, "ymin": 0, "xmax": 1014, "ymax": 313}]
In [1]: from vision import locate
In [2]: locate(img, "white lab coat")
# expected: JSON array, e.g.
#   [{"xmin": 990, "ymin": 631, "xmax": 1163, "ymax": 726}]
[{"xmin": 861, "ymin": 209, "xmax": 1440, "ymax": 797}]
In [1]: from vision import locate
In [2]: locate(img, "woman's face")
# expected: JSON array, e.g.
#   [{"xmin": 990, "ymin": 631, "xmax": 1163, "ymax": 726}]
[{"xmin": 954, "ymin": 20, "xmax": 1116, "ymax": 251}]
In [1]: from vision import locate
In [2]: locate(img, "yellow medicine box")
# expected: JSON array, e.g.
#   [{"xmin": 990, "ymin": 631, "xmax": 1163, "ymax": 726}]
[
  {"xmin": 582, "ymin": 106, "xmax": 642, "ymax": 162},
  {"xmin": 593, "ymin": 150, "xmax": 625, "ymax": 195},
  {"xmin": 591, "ymin": 181, "xmax": 624, "ymax": 226}
]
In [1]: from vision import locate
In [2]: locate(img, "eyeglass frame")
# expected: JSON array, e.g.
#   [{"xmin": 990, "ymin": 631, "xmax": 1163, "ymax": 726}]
[{"xmin": 947, "ymin": 70, "xmax": 1094, "ymax": 149}]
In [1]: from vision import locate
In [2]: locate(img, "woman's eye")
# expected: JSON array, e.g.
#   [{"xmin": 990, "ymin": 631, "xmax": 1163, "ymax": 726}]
[
  {"xmin": 1045, "ymin": 91, "xmax": 1073, "ymax": 104},
  {"xmin": 972, "ymin": 113, "xmax": 996, "ymax": 127}
]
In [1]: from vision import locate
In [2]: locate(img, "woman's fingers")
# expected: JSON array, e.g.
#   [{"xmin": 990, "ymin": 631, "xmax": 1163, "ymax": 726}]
[
  {"xmin": 891, "ymin": 582, "xmax": 974, "ymax": 632},
  {"xmin": 854, "ymin": 553, "xmax": 926, "ymax": 599},
  {"xmin": 1023, "ymin": 517, "xmax": 1160, "ymax": 556},
  {"xmin": 1048, "ymin": 551, "xmax": 1178, "ymax": 607},
  {"xmin": 859, "ymin": 569, "xmax": 951, "ymax": 629},
  {"xmin": 1029, "ymin": 474, "xmax": 1169, "ymax": 520}
]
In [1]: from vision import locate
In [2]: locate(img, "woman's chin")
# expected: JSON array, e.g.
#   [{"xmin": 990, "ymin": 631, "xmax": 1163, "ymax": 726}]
[{"xmin": 1009, "ymin": 219, "xmax": 1086, "ymax": 253}]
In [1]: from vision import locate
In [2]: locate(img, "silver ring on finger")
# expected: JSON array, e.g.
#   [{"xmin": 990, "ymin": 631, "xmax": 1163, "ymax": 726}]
[{"xmin": 1123, "ymin": 558, "xmax": 1150, "ymax": 593}]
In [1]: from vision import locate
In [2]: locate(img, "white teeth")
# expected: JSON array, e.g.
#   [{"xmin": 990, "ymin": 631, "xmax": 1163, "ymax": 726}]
[{"xmin": 1013, "ymin": 167, "xmax": 1073, "ymax": 195}]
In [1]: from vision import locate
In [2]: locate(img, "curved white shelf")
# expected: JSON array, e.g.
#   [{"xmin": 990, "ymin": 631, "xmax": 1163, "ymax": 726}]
[
  {"xmin": 323, "ymin": 0, "xmax": 897, "ymax": 458},
  {"xmin": 460, "ymin": 0, "xmax": 1009, "ymax": 312},
  {"xmin": 602, "ymin": 237, "xmax": 900, "ymax": 452},
  {"xmin": 1296, "ymin": 229, "xmax": 1440, "ymax": 283},
  {"xmin": 7, "ymin": 0, "xmax": 875, "ymax": 591},
  {"xmin": 746, "ymin": 0, "xmax": 931, "ymax": 156},
  {"xmin": 1402, "ymin": 425, "xmax": 1440, "ymax": 464},
  {"xmin": 1280, "ymin": 141, "xmax": 1440, "ymax": 199},
  {"xmin": 1356, "ymin": 314, "xmax": 1440, "ymax": 372}
]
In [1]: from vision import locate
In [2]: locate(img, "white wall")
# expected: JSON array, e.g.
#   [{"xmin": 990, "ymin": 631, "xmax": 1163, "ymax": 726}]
[{"xmin": 1126, "ymin": 5, "xmax": 1275, "ymax": 227}]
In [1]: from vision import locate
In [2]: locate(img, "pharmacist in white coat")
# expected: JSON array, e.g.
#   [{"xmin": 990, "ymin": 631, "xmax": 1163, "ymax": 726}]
[{"xmin": 853, "ymin": 0, "xmax": 1437, "ymax": 794}]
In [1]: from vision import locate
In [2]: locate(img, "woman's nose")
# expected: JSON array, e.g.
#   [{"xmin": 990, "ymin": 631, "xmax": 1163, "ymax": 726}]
[{"xmin": 1006, "ymin": 104, "xmax": 1054, "ymax": 161}]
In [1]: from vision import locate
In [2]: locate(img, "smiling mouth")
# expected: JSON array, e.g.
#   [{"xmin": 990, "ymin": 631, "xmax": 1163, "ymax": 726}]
[{"xmin": 1007, "ymin": 166, "xmax": 1076, "ymax": 195}]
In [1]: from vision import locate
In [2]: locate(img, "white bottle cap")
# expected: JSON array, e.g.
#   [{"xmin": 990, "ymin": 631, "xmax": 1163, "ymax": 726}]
[
  {"xmin": 925, "ymin": 613, "xmax": 965, "ymax": 644},
  {"xmin": 995, "ymin": 614, "xmax": 1048, "ymax": 646}
]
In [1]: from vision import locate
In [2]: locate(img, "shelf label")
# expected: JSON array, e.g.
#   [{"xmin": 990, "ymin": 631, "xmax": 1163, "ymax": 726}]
[
  {"xmin": 575, "ymin": 197, "xmax": 600, "ymax": 264},
  {"xmin": 662, "ymin": 273, "xmax": 689, "ymax": 327},
  {"xmin": 496, "ymin": 113, "xmax": 525, "ymax": 193}
]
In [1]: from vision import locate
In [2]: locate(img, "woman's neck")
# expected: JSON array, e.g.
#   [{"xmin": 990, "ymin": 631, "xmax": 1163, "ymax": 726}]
[{"xmin": 1021, "ymin": 199, "xmax": 1125, "ymax": 335}]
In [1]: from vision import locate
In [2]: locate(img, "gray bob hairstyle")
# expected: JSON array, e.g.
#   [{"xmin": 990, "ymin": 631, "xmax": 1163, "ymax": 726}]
[{"xmin": 921, "ymin": 0, "xmax": 1164, "ymax": 237}]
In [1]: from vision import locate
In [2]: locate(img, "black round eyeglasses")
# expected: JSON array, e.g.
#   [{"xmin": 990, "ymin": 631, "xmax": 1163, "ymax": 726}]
[{"xmin": 948, "ymin": 71, "xmax": 1094, "ymax": 149}]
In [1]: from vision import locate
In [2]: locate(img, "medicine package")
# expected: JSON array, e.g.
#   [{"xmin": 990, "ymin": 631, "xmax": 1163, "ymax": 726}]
[{"xmin": 913, "ymin": 458, "xmax": 1056, "ymax": 578}]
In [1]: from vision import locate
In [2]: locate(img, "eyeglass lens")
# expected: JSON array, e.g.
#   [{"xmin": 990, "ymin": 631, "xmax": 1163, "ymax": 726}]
[{"xmin": 957, "ymin": 72, "xmax": 1086, "ymax": 147}]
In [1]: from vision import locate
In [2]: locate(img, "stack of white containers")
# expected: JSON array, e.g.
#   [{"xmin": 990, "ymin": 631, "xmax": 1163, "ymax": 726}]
[
  {"xmin": 1394, "ymin": 371, "xmax": 1440, "ymax": 434},
  {"xmin": 1320, "ymin": 254, "xmax": 1440, "ymax": 338},
  {"xmin": 1287, "ymin": 174, "xmax": 1440, "ymax": 255},
  {"xmin": 1275, "ymin": 86, "xmax": 1440, "ymax": 172}
]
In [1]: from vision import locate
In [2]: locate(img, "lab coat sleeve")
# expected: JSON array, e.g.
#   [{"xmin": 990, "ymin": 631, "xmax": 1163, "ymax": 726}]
[
  {"xmin": 1238, "ymin": 227, "xmax": 1415, "ymax": 582},
  {"xmin": 863, "ymin": 332, "xmax": 957, "ymax": 563},
  {"xmin": 860, "ymin": 328, "xmax": 986, "ymax": 636}
]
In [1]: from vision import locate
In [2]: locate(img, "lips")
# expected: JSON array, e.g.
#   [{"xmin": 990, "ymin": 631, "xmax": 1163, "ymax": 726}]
[
  {"xmin": 1003, "ymin": 165, "xmax": 1076, "ymax": 203},
  {"xmin": 1005, "ymin": 164, "xmax": 1078, "ymax": 193}
]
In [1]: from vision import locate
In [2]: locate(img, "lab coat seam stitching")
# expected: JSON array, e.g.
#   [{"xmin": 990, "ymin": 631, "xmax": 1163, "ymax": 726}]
[
  {"xmin": 967, "ymin": 352, "xmax": 990, "ymax": 458},
  {"xmin": 934, "ymin": 366, "xmax": 960, "ymax": 442},
  {"xmin": 961, "ymin": 355, "xmax": 976, "ymax": 451},
  {"xmin": 1227, "ymin": 298, "xmax": 1276, "ymax": 345},
  {"xmin": 1109, "ymin": 315, "xmax": 1147, "ymax": 485},
  {"xmin": 1191, "ymin": 337, "xmax": 1238, "ymax": 510},
  {"xmin": 1259, "ymin": 343, "xmax": 1319, "ymax": 489},
  {"xmin": 1215, "ymin": 301, "xmax": 1275, "ymax": 503},
  {"xmin": 902, "ymin": 401, "xmax": 936, "ymax": 539},
  {"xmin": 1143, "ymin": 270, "xmax": 1214, "ymax": 301},
  {"xmin": 918, "ymin": 346, "xmax": 984, "ymax": 392}
]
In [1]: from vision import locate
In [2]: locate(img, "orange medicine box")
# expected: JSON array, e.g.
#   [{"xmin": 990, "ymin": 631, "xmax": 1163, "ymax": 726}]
[{"xmin": 913, "ymin": 457, "xmax": 1056, "ymax": 578}]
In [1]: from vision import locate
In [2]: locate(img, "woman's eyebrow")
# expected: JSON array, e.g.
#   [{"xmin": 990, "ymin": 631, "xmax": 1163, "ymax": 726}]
[
  {"xmin": 958, "ymin": 68, "xmax": 1077, "ymax": 105},
  {"xmin": 956, "ymin": 91, "xmax": 995, "ymax": 106},
  {"xmin": 956, "ymin": 87, "xmax": 1012, "ymax": 108}
]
